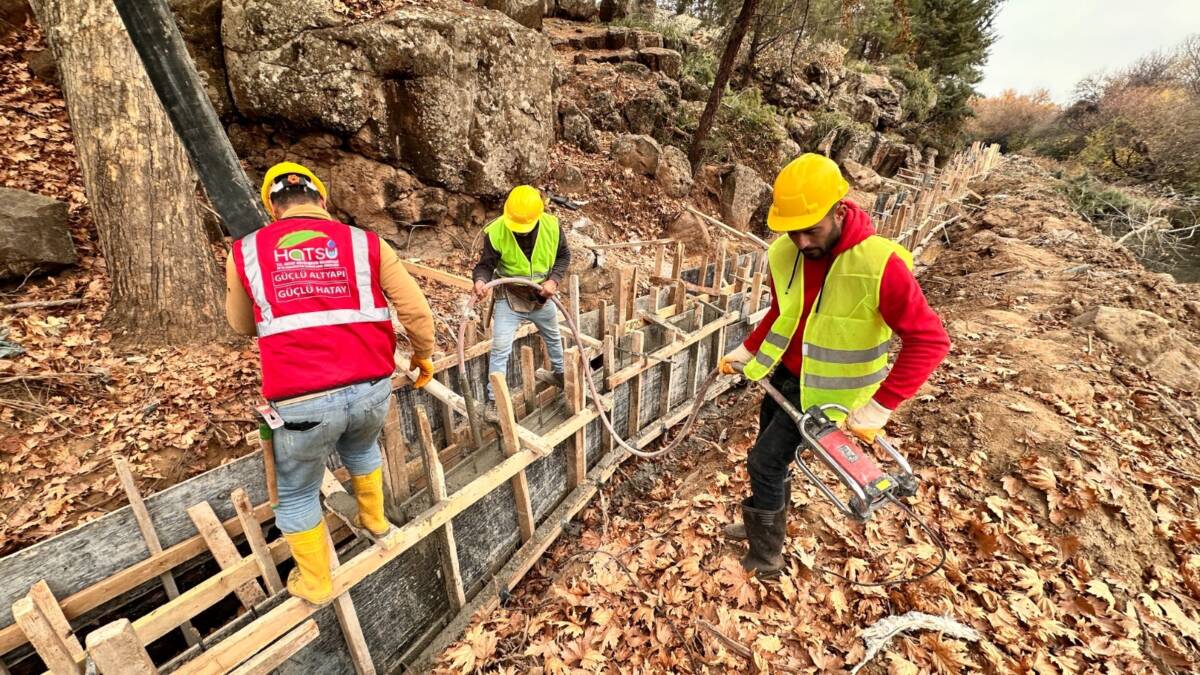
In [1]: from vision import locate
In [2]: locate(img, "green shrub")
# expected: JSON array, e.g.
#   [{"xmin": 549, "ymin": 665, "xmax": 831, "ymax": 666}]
[
  {"xmin": 1060, "ymin": 172, "xmax": 1146, "ymax": 222},
  {"xmin": 681, "ymin": 47, "xmax": 716, "ymax": 87},
  {"xmin": 678, "ymin": 87, "xmax": 790, "ymax": 167},
  {"xmin": 609, "ymin": 15, "xmax": 688, "ymax": 45},
  {"xmin": 888, "ymin": 64, "xmax": 936, "ymax": 122},
  {"xmin": 810, "ymin": 109, "xmax": 870, "ymax": 144}
]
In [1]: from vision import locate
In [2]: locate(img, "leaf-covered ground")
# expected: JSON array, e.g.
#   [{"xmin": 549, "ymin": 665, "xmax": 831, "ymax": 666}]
[{"xmin": 432, "ymin": 159, "xmax": 1200, "ymax": 674}]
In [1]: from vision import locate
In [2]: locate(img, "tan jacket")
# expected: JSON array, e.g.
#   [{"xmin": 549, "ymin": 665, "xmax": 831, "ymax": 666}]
[{"xmin": 224, "ymin": 205, "xmax": 436, "ymax": 359}]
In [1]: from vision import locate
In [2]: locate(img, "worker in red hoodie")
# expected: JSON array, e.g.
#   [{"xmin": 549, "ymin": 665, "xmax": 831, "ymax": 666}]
[{"xmin": 718, "ymin": 154, "xmax": 950, "ymax": 578}]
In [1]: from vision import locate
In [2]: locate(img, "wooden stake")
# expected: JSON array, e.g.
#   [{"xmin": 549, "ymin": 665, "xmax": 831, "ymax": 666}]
[
  {"xmin": 597, "ymin": 299, "xmax": 609, "ymax": 341},
  {"xmin": 186, "ymin": 502, "xmax": 267, "ymax": 610},
  {"xmin": 748, "ymin": 253, "xmax": 766, "ymax": 316},
  {"xmin": 85, "ymin": 619, "xmax": 156, "ymax": 675},
  {"xmin": 322, "ymin": 528, "xmax": 375, "ymax": 675},
  {"xmin": 228, "ymin": 620, "xmax": 319, "ymax": 675},
  {"xmin": 380, "ymin": 398, "xmax": 411, "ymax": 507},
  {"xmin": 714, "ymin": 239, "xmax": 728, "ymax": 291},
  {"xmin": 672, "ymin": 241, "xmax": 684, "ymax": 280},
  {"xmin": 490, "ymin": 374, "xmax": 535, "ymax": 543},
  {"xmin": 653, "ymin": 244, "xmax": 664, "ymax": 277},
  {"xmin": 519, "ymin": 345, "xmax": 536, "ymax": 418},
  {"xmin": 433, "ymin": 371, "xmax": 459, "ymax": 448},
  {"xmin": 12, "ymin": 596, "xmax": 82, "ymax": 674},
  {"xmin": 674, "ymin": 280, "xmax": 687, "ymax": 316},
  {"xmin": 416, "ymin": 409, "xmax": 466, "ymax": 610},
  {"xmin": 628, "ymin": 267, "xmax": 640, "ymax": 319},
  {"xmin": 113, "ymin": 456, "xmax": 202, "ymax": 646},
  {"xmin": 25, "ymin": 581, "xmax": 82, "ymax": 660},
  {"xmin": 613, "ymin": 267, "xmax": 631, "ymax": 337},
  {"xmin": 627, "ymin": 332, "xmax": 645, "ymax": 439},
  {"xmin": 568, "ymin": 273, "xmax": 581, "ymax": 335},
  {"xmin": 229, "ymin": 489, "xmax": 284, "ymax": 595},
  {"xmin": 564, "ymin": 346, "xmax": 587, "ymax": 489}
]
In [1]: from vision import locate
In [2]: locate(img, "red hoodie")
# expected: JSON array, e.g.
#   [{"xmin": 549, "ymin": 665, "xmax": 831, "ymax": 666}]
[{"xmin": 743, "ymin": 201, "xmax": 950, "ymax": 410}]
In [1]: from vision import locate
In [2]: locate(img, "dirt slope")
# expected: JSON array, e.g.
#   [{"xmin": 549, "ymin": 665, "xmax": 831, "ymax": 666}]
[{"xmin": 432, "ymin": 157, "xmax": 1200, "ymax": 674}]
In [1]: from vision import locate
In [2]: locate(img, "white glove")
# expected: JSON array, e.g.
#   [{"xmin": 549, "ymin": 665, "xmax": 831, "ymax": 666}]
[
  {"xmin": 845, "ymin": 399, "xmax": 892, "ymax": 442},
  {"xmin": 718, "ymin": 344, "xmax": 753, "ymax": 375}
]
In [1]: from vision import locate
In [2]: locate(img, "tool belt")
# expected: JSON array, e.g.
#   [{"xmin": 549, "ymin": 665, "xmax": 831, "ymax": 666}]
[{"xmin": 497, "ymin": 283, "xmax": 546, "ymax": 313}]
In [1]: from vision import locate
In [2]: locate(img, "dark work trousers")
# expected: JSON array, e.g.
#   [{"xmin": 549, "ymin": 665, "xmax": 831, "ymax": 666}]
[{"xmin": 746, "ymin": 369, "xmax": 802, "ymax": 510}]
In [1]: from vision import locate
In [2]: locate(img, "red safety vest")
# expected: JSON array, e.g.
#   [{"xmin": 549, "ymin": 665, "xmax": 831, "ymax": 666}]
[{"xmin": 232, "ymin": 217, "xmax": 395, "ymax": 401}]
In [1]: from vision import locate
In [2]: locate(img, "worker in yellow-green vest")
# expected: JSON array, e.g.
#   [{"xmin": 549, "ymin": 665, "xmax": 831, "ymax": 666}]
[
  {"xmin": 473, "ymin": 185, "xmax": 571, "ymax": 422},
  {"xmin": 717, "ymin": 154, "xmax": 950, "ymax": 578}
]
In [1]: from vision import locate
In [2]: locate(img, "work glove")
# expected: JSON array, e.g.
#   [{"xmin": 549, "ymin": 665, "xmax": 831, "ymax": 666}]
[
  {"xmin": 845, "ymin": 399, "xmax": 892, "ymax": 443},
  {"xmin": 718, "ymin": 344, "xmax": 753, "ymax": 375},
  {"xmin": 409, "ymin": 356, "xmax": 435, "ymax": 389}
]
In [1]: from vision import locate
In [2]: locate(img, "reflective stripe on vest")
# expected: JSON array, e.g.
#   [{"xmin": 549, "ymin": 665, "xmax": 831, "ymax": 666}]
[
  {"xmin": 743, "ymin": 233, "xmax": 912, "ymax": 419},
  {"xmin": 240, "ymin": 226, "xmax": 390, "ymax": 338},
  {"xmin": 486, "ymin": 213, "xmax": 560, "ymax": 282}
]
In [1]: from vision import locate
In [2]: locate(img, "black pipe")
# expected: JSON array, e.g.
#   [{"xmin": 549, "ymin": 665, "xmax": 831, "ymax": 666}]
[{"xmin": 110, "ymin": 0, "xmax": 267, "ymax": 239}]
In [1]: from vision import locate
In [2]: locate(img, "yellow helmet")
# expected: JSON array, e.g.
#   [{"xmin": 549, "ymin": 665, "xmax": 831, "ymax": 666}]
[
  {"xmin": 260, "ymin": 161, "xmax": 328, "ymax": 212},
  {"xmin": 766, "ymin": 154, "xmax": 849, "ymax": 232},
  {"xmin": 501, "ymin": 185, "xmax": 545, "ymax": 234}
]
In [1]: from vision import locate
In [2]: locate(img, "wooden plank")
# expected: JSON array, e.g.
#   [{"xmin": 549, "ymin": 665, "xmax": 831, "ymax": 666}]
[
  {"xmin": 597, "ymin": 299, "xmax": 609, "ymax": 341},
  {"xmin": 186, "ymin": 503, "xmax": 267, "ymax": 610},
  {"xmin": 626, "ymin": 332, "xmax": 645, "ymax": 439},
  {"xmin": 568, "ymin": 274, "xmax": 581, "ymax": 337},
  {"xmin": 380, "ymin": 398, "xmax": 411, "ymax": 507},
  {"xmin": 11, "ymin": 597, "xmax": 80, "ymax": 674},
  {"xmin": 322, "ymin": 527, "xmax": 375, "ymax": 675},
  {"xmin": 653, "ymin": 244, "xmax": 664, "ymax": 277},
  {"xmin": 112, "ymin": 457, "xmax": 202, "ymax": 644},
  {"xmin": 229, "ymin": 489, "xmax": 284, "ymax": 595},
  {"xmin": 519, "ymin": 345, "xmax": 536, "ymax": 418},
  {"xmin": 433, "ymin": 371, "xmax": 458, "ymax": 451},
  {"xmin": 606, "ymin": 312, "xmax": 736, "ymax": 389},
  {"xmin": 563, "ymin": 346, "xmax": 587, "ymax": 490},
  {"xmin": 400, "ymin": 260, "xmax": 472, "ymax": 290},
  {"xmin": 228, "ymin": 620, "xmax": 319, "ymax": 675},
  {"xmin": 416, "ymin": 408, "xmax": 466, "ymax": 611},
  {"xmin": 490, "ymin": 373, "xmax": 535, "ymax": 543},
  {"xmin": 684, "ymin": 206, "xmax": 769, "ymax": 249},
  {"xmin": 85, "ymin": 619, "xmax": 156, "ymax": 675},
  {"xmin": 613, "ymin": 267, "xmax": 631, "ymax": 338},
  {"xmin": 674, "ymin": 280, "xmax": 687, "ymax": 315},
  {"xmin": 714, "ymin": 239, "xmax": 728, "ymax": 291},
  {"xmin": 748, "ymin": 252, "xmax": 765, "ymax": 316},
  {"xmin": 25, "ymin": 581, "xmax": 82, "ymax": 661},
  {"xmin": 420, "ymin": 378, "xmax": 553, "ymax": 457},
  {"xmin": 672, "ymin": 241, "xmax": 684, "ymax": 280},
  {"xmin": 585, "ymin": 238, "xmax": 674, "ymax": 250},
  {"xmin": 628, "ymin": 267, "xmax": 640, "ymax": 319}
]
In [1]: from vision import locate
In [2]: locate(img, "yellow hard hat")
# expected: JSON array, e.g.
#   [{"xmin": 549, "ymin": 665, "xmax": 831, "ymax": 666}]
[
  {"xmin": 501, "ymin": 185, "xmax": 545, "ymax": 234},
  {"xmin": 766, "ymin": 154, "xmax": 849, "ymax": 232},
  {"xmin": 260, "ymin": 161, "xmax": 328, "ymax": 212}
]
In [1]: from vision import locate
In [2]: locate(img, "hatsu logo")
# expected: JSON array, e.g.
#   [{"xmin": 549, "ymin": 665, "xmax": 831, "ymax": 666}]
[{"xmin": 273, "ymin": 230, "xmax": 340, "ymax": 265}]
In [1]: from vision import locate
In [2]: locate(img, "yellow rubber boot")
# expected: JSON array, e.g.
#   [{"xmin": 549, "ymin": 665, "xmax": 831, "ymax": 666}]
[
  {"xmin": 283, "ymin": 522, "xmax": 333, "ymax": 605},
  {"xmin": 350, "ymin": 467, "xmax": 392, "ymax": 537}
]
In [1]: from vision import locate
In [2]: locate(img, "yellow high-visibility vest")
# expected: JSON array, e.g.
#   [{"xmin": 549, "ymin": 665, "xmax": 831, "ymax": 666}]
[
  {"xmin": 742, "ymin": 234, "xmax": 912, "ymax": 419},
  {"xmin": 485, "ymin": 213, "xmax": 560, "ymax": 282}
]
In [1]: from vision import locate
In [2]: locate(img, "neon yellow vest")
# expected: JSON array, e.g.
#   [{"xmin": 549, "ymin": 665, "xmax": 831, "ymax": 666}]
[
  {"xmin": 485, "ymin": 213, "xmax": 560, "ymax": 282},
  {"xmin": 742, "ymin": 234, "xmax": 913, "ymax": 419}
]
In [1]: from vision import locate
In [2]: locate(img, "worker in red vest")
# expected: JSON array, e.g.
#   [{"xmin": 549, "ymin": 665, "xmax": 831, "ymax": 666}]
[
  {"xmin": 226, "ymin": 162, "xmax": 436, "ymax": 605},
  {"xmin": 718, "ymin": 154, "xmax": 949, "ymax": 578}
]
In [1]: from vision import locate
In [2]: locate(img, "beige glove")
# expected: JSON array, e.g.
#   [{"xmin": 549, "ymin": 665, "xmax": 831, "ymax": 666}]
[
  {"xmin": 845, "ymin": 399, "xmax": 892, "ymax": 443},
  {"xmin": 718, "ymin": 345, "xmax": 754, "ymax": 375}
]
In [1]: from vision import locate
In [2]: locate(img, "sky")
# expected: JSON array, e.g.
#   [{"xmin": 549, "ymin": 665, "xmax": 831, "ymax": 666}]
[{"xmin": 978, "ymin": 0, "xmax": 1200, "ymax": 104}]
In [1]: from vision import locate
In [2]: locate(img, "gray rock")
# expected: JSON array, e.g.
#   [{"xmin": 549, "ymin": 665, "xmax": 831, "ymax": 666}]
[
  {"xmin": 664, "ymin": 209, "xmax": 711, "ymax": 253},
  {"xmin": 223, "ymin": 1, "xmax": 554, "ymax": 197},
  {"xmin": 654, "ymin": 145, "xmax": 693, "ymax": 198},
  {"xmin": 623, "ymin": 89, "xmax": 671, "ymax": 136},
  {"xmin": 841, "ymin": 158, "xmax": 882, "ymax": 192},
  {"xmin": 637, "ymin": 47, "xmax": 682, "ymax": 79},
  {"xmin": 559, "ymin": 101, "xmax": 599, "ymax": 152},
  {"xmin": 606, "ymin": 28, "xmax": 630, "ymax": 49},
  {"xmin": 680, "ymin": 75, "xmax": 707, "ymax": 101},
  {"xmin": 587, "ymin": 90, "xmax": 625, "ymax": 131},
  {"xmin": 169, "ymin": 0, "xmax": 233, "ymax": 115},
  {"xmin": 23, "ymin": 48, "xmax": 58, "ymax": 85},
  {"xmin": 485, "ymin": 0, "xmax": 543, "ymax": 30},
  {"xmin": 720, "ymin": 164, "xmax": 771, "ymax": 232},
  {"xmin": 566, "ymin": 232, "xmax": 599, "ymax": 274},
  {"xmin": 555, "ymin": 0, "xmax": 596, "ymax": 20},
  {"xmin": 627, "ymin": 30, "xmax": 662, "ymax": 50},
  {"xmin": 599, "ymin": 0, "xmax": 633, "ymax": 21},
  {"xmin": 610, "ymin": 134, "xmax": 661, "ymax": 175},
  {"xmin": 0, "ymin": 187, "xmax": 76, "ymax": 280},
  {"xmin": 551, "ymin": 164, "xmax": 586, "ymax": 195},
  {"xmin": 1073, "ymin": 305, "xmax": 1200, "ymax": 391}
]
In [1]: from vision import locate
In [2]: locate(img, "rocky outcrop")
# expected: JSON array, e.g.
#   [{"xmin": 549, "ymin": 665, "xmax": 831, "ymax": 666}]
[
  {"xmin": 654, "ymin": 145, "xmax": 693, "ymax": 198},
  {"xmin": 554, "ymin": 0, "xmax": 596, "ymax": 20},
  {"xmin": 610, "ymin": 134, "xmax": 661, "ymax": 175},
  {"xmin": 559, "ymin": 101, "xmax": 599, "ymax": 152},
  {"xmin": 168, "ymin": 0, "xmax": 233, "ymax": 116},
  {"xmin": 0, "ymin": 187, "xmax": 76, "ymax": 280},
  {"xmin": 720, "ymin": 164, "xmax": 771, "ymax": 232},
  {"xmin": 550, "ymin": 164, "xmax": 586, "ymax": 194},
  {"xmin": 598, "ymin": 0, "xmax": 633, "ymax": 21},
  {"xmin": 484, "ymin": 0, "xmax": 543, "ymax": 30},
  {"xmin": 222, "ymin": 0, "xmax": 555, "ymax": 197},
  {"xmin": 637, "ymin": 48, "xmax": 681, "ymax": 79},
  {"xmin": 841, "ymin": 158, "xmax": 882, "ymax": 192},
  {"xmin": 664, "ymin": 209, "xmax": 711, "ymax": 252}
]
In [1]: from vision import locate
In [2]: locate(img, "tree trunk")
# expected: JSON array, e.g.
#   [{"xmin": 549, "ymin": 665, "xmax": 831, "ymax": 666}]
[
  {"xmin": 29, "ymin": 0, "xmax": 227, "ymax": 345},
  {"xmin": 688, "ymin": 0, "xmax": 760, "ymax": 169}
]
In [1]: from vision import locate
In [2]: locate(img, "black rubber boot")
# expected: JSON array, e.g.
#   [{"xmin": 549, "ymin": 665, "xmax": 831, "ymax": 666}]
[
  {"xmin": 723, "ymin": 520, "xmax": 747, "ymax": 540},
  {"xmin": 739, "ymin": 499, "xmax": 787, "ymax": 579}
]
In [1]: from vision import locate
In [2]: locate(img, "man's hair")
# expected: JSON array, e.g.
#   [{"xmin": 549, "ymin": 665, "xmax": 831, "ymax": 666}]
[{"xmin": 269, "ymin": 180, "xmax": 322, "ymax": 212}]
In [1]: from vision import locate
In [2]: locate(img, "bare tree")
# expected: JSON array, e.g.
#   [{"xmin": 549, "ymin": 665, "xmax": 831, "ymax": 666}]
[
  {"xmin": 1176, "ymin": 34, "xmax": 1200, "ymax": 96},
  {"xmin": 688, "ymin": 0, "xmax": 761, "ymax": 168},
  {"xmin": 29, "ymin": 0, "xmax": 227, "ymax": 345}
]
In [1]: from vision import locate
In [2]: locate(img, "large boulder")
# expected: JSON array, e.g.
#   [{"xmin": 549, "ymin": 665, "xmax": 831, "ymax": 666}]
[
  {"xmin": 558, "ymin": 101, "xmax": 599, "ymax": 152},
  {"xmin": 1073, "ymin": 305, "xmax": 1200, "ymax": 391},
  {"xmin": 654, "ymin": 145, "xmax": 693, "ymax": 198},
  {"xmin": 586, "ymin": 90, "xmax": 625, "ymax": 132},
  {"xmin": 555, "ymin": 0, "xmax": 596, "ymax": 20},
  {"xmin": 222, "ymin": 1, "xmax": 555, "ymax": 197},
  {"xmin": 841, "ymin": 158, "xmax": 882, "ymax": 192},
  {"xmin": 637, "ymin": 48, "xmax": 682, "ymax": 79},
  {"xmin": 169, "ymin": 0, "xmax": 233, "ymax": 116},
  {"xmin": 599, "ymin": 0, "xmax": 633, "ymax": 21},
  {"xmin": 485, "ymin": 0, "xmax": 543, "ymax": 30},
  {"xmin": 0, "ymin": 187, "xmax": 76, "ymax": 280},
  {"xmin": 550, "ymin": 164, "xmax": 586, "ymax": 195},
  {"xmin": 610, "ymin": 134, "xmax": 661, "ymax": 175},
  {"xmin": 720, "ymin": 164, "xmax": 771, "ymax": 232},
  {"xmin": 664, "ymin": 209, "xmax": 711, "ymax": 253}
]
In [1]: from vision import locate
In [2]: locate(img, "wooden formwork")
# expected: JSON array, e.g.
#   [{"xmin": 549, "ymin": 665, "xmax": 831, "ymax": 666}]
[{"xmin": 0, "ymin": 242, "xmax": 767, "ymax": 675}]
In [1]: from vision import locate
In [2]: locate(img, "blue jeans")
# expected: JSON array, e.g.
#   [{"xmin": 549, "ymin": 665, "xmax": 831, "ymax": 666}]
[
  {"xmin": 487, "ymin": 297, "xmax": 565, "ymax": 400},
  {"xmin": 272, "ymin": 378, "xmax": 392, "ymax": 533}
]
